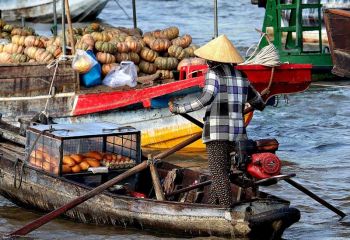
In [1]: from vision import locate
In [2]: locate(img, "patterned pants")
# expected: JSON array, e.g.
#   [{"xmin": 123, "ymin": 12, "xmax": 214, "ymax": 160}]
[{"xmin": 206, "ymin": 140, "xmax": 233, "ymax": 207}]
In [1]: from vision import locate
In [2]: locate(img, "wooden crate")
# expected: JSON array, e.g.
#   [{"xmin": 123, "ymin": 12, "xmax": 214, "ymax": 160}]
[{"xmin": 0, "ymin": 62, "xmax": 78, "ymax": 97}]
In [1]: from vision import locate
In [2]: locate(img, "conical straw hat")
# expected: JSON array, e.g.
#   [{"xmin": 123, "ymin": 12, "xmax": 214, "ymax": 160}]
[{"xmin": 194, "ymin": 35, "xmax": 244, "ymax": 63}]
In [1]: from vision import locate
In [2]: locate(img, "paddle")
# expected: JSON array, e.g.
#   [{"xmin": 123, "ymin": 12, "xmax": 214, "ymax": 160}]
[
  {"xmin": 8, "ymin": 129, "xmax": 202, "ymax": 236},
  {"xmin": 284, "ymin": 178, "xmax": 346, "ymax": 218},
  {"xmin": 178, "ymin": 112, "xmax": 347, "ymax": 219}
]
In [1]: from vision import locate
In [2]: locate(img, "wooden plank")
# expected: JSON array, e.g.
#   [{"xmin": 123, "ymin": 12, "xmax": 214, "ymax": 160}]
[
  {"xmin": 0, "ymin": 143, "xmax": 25, "ymax": 155},
  {"xmin": 0, "ymin": 121, "xmax": 26, "ymax": 145}
]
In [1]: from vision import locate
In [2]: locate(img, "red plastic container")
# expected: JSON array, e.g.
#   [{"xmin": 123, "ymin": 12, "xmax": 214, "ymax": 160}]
[
  {"xmin": 178, "ymin": 63, "xmax": 312, "ymax": 101},
  {"xmin": 235, "ymin": 64, "xmax": 312, "ymax": 99},
  {"xmin": 179, "ymin": 65, "xmax": 208, "ymax": 80}
]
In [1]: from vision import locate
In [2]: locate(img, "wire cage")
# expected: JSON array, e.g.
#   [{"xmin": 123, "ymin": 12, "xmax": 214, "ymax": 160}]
[{"xmin": 26, "ymin": 122, "xmax": 141, "ymax": 176}]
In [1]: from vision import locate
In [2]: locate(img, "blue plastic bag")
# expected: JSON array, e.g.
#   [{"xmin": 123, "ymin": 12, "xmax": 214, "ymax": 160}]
[{"xmin": 80, "ymin": 50, "xmax": 102, "ymax": 87}]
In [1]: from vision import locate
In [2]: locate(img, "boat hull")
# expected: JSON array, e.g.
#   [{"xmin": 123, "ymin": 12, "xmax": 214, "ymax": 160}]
[
  {"xmin": 0, "ymin": 63, "xmax": 311, "ymax": 152},
  {"xmin": 0, "ymin": 0, "xmax": 109, "ymax": 22},
  {"xmin": 324, "ymin": 9, "xmax": 350, "ymax": 78},
  {"xmin": 0, "ymin": 154, "xmax": 299, "ymax": 238}
]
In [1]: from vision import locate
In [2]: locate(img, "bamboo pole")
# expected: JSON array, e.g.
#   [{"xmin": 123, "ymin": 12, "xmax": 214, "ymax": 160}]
[
  {"xmin": 148, "ymin": 155, "xmax": 165, "ymax": 201},
  {"xmin": 53, "ymin": 0, "xmax": 57, "ymax": 36},
  {"xmin": 214, "ymin": 0, "xmax": 218, "ymax": 38},
  {"xmin": 61, "ymin": 0, "xmax": 66, "ymax": 56},
  {"xmin": 65, "ymin": 0, "xmax": 75, "ymax": 54},
  {"xmin": 132, "ymin": 0, "xmax": 137, "ymax": 29}
]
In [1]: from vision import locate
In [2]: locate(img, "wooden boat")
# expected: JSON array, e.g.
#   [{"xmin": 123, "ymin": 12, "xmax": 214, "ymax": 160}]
[
  {"xmin": 0, "ymin": 121, "xmax": 300, "ymax": 238},
  {"xmin": 0, "ymin": 0, "xmax": 109, "ymax": 23},
  {"xmin": 0, "ymin": 62, "xmax": 312, "ymax": 152},
  {"xmin": 324, "ymin": 9, "xmax": 350, "ymax": 78}
]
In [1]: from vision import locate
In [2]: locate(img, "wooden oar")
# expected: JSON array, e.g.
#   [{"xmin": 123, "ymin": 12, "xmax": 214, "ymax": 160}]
[
  {"xmin": 8, "ymin": 130, "xmax": 202, "ymax": 236},
  {"xmin": 284, "ymin": 178, "xmax": 346, "ymax": 218},
  {"xmin": 179, "ymin": 107, "xmax": 254, "ymax": 129},
  {"xmin": 179, "ymin": 112, "xmax": 347, "ymax": 219},
  {"xmin": 8, "ymin": 161, "xmax": 148, "ymax": 237}
]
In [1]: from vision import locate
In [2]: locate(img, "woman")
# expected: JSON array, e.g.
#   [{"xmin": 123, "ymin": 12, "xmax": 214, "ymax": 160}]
[{"xmin": 169, "ymin": 35, "xmax": 265, "ymax": 207}]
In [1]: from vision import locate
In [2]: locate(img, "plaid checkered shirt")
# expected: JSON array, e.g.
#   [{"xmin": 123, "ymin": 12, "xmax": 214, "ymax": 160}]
[{"xmin": 173, "ymin": 64, "xmax": 263, "ymax": 143}]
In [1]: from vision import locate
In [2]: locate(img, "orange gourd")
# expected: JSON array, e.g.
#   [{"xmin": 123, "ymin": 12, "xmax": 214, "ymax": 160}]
[
  {"xmin": 143, "ymin": 32, "xmax": 156, "ymax": 47},
  {"xmin": 62, "ymin": 165, "xmax": 72, "ymax": 173},
  {"xmin": 11, "ymin": 35, "xmax": 26, "ymax": 46},
  {"xmin": 3, "ymin": 43, "xmax": 24, "ymax": 54},
  {"xmin": 46, "ymin": 45, "xmax": 62, "ymax": 58},
  {"xmin": 156, "ymin": 70, "xmax": 174, "ymax": 79},
  {"xmin": 115, "ymin": 52, "xmax": 130, "ymax": 63},
  {"xmin": 102, "ymin": 63, "xmax": 119, "ymax": 76},
  {"xmin": 177, "ymin": 57, "xmax": 206, "ymax": 71},
  {"xmin": 63, "ymin": 156, "xmax": 76, "ymax": 167},
  {"xmin": 140, "ymin": 47, "xmax": 158, "ymax": 62},
  {"xmin": 71, "ymin": 165, "xmax": 82, "ymax": 173},
  {"xmin": 0, "ymin": 52, "xmax": 12, "ymax": 63},
  {"xmin": 159, "ymin": 27, "xmax": 179, "ymax": 40},
  {"xmin": 2, "ymin": 24, "xmax": 13, "ymax": 33},
  {"xmin": 11, "ymin": 53, "xmax": 29, "ymax": 63},
  {"xmin": 45, "ymin": 36, "xmax": 61, "ymax": 47},
  {"xmin": 95, "ymin": 41, "xmax": 116, "ymax": 54},
  {"xmin": 150, "ymin": 38, "xmax": 171, "ymax": 52},
  {"xmin": 35, "ymin": 50, "xmax": 54, "ymax": 63},
  {"xmin": 81, "ymin": 34, "xmax": 95, "ymax": 48},
  {"xmin": 129, "ymin": 52, "xmax": 140, "ymax": 64},
  {"xmin": 154, "ymin": 57, "xmax": 178, "ymax": 70},
  {"xmin": 139, "ymin": 60, "xmax": 157, "ymax": 74},
  {"xmin": 89, "ymin": 22, "xmax": 101, "ymax": 32},
  {"xmin": 75, "ymin": 41, "xmax": 90, "ymax": 51},
  {"xmin": 152, "ymin": 29, "xmax": 162, "ymax": 38},
  {"xmin": 79, "ymin": 161, "xmax": 90, "ymax": 171},
  {"xmin": 85, "ymin": 158, "xmax": 101, "ymax": 167},
  {"xmin": 24, "ymin": 36, "xmax": 45, "ymax": 48},
  {"xmin": 168, "ymin": 45, "xmax": 188, "ymax": 60},
  {"xmin": 116, "ymin": 42, "xmax": 129, "ymax": 53},
  {"xmin": 172, "ymin": 34, "xmax": 192, "ymax": 48},
  {"xmin": 70, "ymin": 154, "xmax": 84, "ymax": 163},
  {"xmin": 91, "ymin": 31, "xmax": 111, "ymax": 42},
  {"xmin": 126, "ymin": 40, "xmax": 142, "ymax": 53},
  {"xmin": 96, "ymin": 52, "xmax": 116, "ymax": 64}
]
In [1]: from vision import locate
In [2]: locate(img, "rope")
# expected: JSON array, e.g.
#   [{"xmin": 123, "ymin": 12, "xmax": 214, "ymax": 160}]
[
  {"xmin": 113, "ymin": 0, "xmax": 131, "ymax": 19},
  {"xmin": 39, "ymin": 55, "xmax": 73, "ymax": 120},
  {"xmin": 240, "ymin": 31, "xmax": 281, "ymax": 96},
  {"xmin": 242, "ymin": 37, "xmax": 281, "ymax": 67}
]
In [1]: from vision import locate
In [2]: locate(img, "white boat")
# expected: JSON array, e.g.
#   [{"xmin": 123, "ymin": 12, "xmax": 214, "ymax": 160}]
[{"xmin": 0, "ymin": 0, "xmax": 109, "ymax": 22}]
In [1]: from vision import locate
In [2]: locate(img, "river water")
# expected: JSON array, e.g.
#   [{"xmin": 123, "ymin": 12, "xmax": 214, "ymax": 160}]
[{"xmin": 1, "ymin": 0, "xmax": 350, "ymax": 239}]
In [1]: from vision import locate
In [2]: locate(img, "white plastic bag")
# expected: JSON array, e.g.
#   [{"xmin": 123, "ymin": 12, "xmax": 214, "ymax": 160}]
[
  {"xmin": 102, "ymin": 61, "xmax": 137, "ymax": 88},
  {"xmin": 72, "ymin": 49, "xmax": 98, "ymax": 74},
  {"xmin": 0, "ymin": 39, "xmax": 10, "ymax": 45}
]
